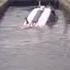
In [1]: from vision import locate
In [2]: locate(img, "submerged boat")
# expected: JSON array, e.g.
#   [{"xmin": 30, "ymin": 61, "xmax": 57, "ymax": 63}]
[{"xmin": 20, "ymin": 1, "xmax": 53, "ymax": 29}]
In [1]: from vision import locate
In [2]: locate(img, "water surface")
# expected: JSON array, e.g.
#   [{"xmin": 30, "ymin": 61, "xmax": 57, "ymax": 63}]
[{"xmin": 0, "ymin": 6, "xmax": 70, "ymax": 70}]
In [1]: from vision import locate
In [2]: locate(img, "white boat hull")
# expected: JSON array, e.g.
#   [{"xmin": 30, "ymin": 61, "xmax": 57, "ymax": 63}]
[
  {"xmin": 35, "ymin": 7, "xmax": 51, "ymax": 27},
  {"xmin": 22, "ymin": 6, "xmax": 51, "ymax": 28}
]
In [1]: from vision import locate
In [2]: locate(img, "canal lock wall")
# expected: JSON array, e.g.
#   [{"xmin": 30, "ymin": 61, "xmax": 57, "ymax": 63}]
[{"xmin": 0, "ymin": 0, "xmax": 70, "ymax": 21}]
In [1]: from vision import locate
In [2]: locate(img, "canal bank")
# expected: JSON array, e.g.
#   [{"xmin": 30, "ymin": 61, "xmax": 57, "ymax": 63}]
[{"xmin": 0, "ymin": 0, "xmax": 9, "ymax": 19}]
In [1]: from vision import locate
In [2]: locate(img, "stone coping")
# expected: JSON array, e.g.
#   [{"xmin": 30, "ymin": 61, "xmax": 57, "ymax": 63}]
[
  {"xmin": 60, "ymin": 0, "xmax": 70, "ymax": 12},
  {"xmin": 0, "ymin": 0, "xmax": 8, "ymax": 19},
  {"xmin": 0, "ymin": 0, "xmax": 8, "ymax": 7}
]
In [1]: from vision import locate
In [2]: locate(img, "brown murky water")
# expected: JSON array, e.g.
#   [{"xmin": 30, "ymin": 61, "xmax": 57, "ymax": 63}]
[{"xmin": 0, "ymin": 6, "xmax": 70, "ymax": 70}]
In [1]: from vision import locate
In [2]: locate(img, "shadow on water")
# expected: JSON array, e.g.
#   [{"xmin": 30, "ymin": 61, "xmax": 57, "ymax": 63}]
[
  {"xmin": 9, "ymin": 1, "xmax": 38, "ymax": 6},
  {"xmin": 46, "ymin": 10, "xmax": 58, "ymax": 28},
  {"xmin": 63, "ymin": 13, "xmax": 70, "ymax": 34}
]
